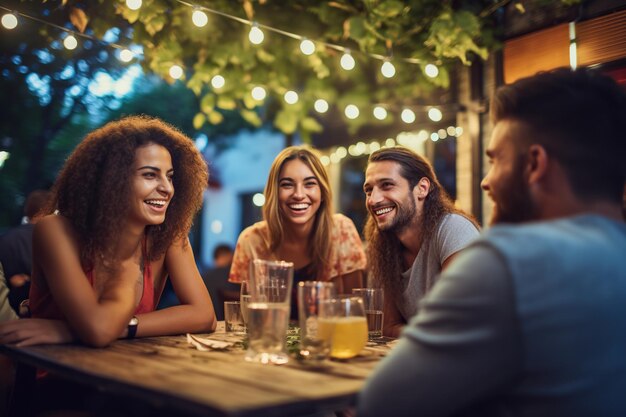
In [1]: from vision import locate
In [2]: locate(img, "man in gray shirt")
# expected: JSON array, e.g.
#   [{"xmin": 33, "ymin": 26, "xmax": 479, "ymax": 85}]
[
  {"xmin": 358, "ymin": 68, "xmax": 626, "ymax": 416},
  {"xmin": 363, "ymin": 147, "xmax": 479, "ymax": 337}
]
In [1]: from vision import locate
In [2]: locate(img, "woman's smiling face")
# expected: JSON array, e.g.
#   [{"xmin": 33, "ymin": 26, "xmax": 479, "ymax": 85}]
[
  {"xmin": 277, "ymin": 158, "xmax": 322, "ymax": 228},
  {"xmin": 128, "ymin": 143, "xmax": 174, "ymax": 228}
]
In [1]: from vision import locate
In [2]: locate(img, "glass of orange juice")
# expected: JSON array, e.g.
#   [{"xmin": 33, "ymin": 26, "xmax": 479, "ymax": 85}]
[{"xmin": 318, "ymin": 296, "xmax": 368, "ymax": 359}]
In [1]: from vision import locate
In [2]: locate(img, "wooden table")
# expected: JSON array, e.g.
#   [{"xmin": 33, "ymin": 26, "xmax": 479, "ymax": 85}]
[{"xmin": 1, "ymin": 323, "xmax": 394, "ymax": 417}]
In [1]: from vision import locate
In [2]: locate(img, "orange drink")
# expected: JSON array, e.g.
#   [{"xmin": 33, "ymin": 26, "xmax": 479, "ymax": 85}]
[{"xmin": 318, "ymin": 316, "xmax": 368, "ymax": 359}]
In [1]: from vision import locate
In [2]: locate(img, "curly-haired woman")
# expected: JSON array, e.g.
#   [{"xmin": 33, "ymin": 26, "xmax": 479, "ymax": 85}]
[
  {"xmin": 229, "ymin": 146, "xmax": 367, "ymax": 317},
  {"xmin": 0, "ymin": 116, "xmax": 216, "ymax": 347}
]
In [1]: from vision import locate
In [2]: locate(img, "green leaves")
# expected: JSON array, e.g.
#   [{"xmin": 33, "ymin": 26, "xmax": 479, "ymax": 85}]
[
  {"xmin": 426, "ymin": 10, "xmax": 488, "ymax": 65},
  {"xmin": 30, "ymin": 0, "xmax": 577, "ymax": 138}
]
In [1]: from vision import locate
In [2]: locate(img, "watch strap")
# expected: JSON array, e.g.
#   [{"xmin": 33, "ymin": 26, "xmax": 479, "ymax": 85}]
[{"xmin": 127, "ymin": 316, "xmax": 138, "ymax": 339}]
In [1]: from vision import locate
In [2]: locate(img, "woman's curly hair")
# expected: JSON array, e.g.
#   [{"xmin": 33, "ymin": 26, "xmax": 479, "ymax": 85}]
[{"xmin": 47, "ymin": 115, "xmax": 208, "ymax": 269}]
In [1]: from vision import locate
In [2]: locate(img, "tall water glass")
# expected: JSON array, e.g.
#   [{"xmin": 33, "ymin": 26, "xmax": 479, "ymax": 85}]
[
  {"xmin": 245, "ymin": 259, "xmax": 294, "ymax": 364},
  {"xmin": 352, "ymin": 288, "xmax": 384, "ymax": 339},
  {"xmin": 297, "ymin": 281, "xmax": 336, "ymax": 362}
]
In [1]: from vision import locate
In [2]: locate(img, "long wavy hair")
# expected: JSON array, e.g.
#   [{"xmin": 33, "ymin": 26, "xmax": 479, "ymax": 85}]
[
  {"xmin": 364, "ymin": 146, "xmax": 478, "ymax": 289},
  {"xmin": 47, "ymin": 115, "xmax": 208, "ymax": 269},
  {"xmin": 262, "ymin": 146, "xmax": 333, "ymax": 278}
]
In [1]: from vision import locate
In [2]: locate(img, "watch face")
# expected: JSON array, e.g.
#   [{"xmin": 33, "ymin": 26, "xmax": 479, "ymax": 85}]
[{"xmin": 129, "ymin": 317, "xmax": 139, "ymax": 326}]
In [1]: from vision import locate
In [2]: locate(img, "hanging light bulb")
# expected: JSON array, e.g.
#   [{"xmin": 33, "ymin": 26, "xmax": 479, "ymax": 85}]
[
  {"xmin": 211, "ymin": 75, "xmax": 225, "ymax": 89},
  {"xmin": 119, "ymin": 49, "xmax": 134, "ymax": 62},
  {"xmin": 284, "ymin": 90, "xmax": 299, "ymax": 104},
  {"xmin": 340, "ymin": 50, "xmax": 355, "ymax": 70},
  {"xmin": 428, "ymin": 107, "xmax": 443, "ymax": 122},
  {"xmin": 381, "ymin": 59, "xmax": 396, "ymax": 78},
  {"xmin": 63, "ymin": 34, "xmax": 78, "ymax": 50},
  {"xmin": 401, "ymin": 109, "xmax": 416, "ymax": 124},
  {"xmin": 1, "ymin": 13, "xmax": 18, "ymax": 30},
  {"xmin": 126, "ymin": 0, "xmax": 142, "ymax": 10},
  {"xmin": 300, "ymin": 38, "xmax": 315, "ymax": 55},
  {"xmin": 249, "ymin": 23, "xmax": 264, "ymax": 45},
  {"xmin": 373, "ymin": 106, "xmax": 387, "ymax": 120},
  {"xmin": 345, "ymin": 104, "xmax": 359, "ymax": 120},
  {"xmin": 314, "ymin": 99, "xmax": 329, "ymax": 113},
  {"xmin": 169, "ymin": 65, "xmax": 183, "ymax": 79},
  {"xmin": 192, "ymin": 9, "xmax": 208, "ymax": 27},
  {"xmin": 424, "ymin": 64, "xmax": 439, "ymax": 78},
  {"xmin": 251, "ymin": 86, "xmax": 266, "ymax": 100}
]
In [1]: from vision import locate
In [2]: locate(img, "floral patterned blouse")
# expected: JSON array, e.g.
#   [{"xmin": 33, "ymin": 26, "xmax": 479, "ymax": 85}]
[{"xmin": 229, "ymin": 213, "xmax": 367, "ymax": 283}]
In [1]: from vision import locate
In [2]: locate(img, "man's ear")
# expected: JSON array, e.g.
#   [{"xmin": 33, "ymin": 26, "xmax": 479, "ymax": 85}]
[
  {"xmin": 414, "ymin": 177, "xmax": 431, "ymax": 201},
  {"xmin": 526, "ymin": 144, "xmax": 549, "ymax": 185}
]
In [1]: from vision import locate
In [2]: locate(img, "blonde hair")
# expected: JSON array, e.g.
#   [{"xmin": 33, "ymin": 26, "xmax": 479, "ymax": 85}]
[{"xmin": 262, "ymin": 146, "xmax": 333, "ymax": 278}]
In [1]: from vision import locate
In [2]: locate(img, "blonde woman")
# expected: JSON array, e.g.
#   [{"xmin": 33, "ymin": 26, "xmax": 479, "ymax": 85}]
[{"xmin": 229, "ymin": 146, "xmax": 366, "ymax": 316}]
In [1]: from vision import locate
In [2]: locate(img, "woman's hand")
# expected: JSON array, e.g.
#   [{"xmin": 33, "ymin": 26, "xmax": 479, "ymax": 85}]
[{"xmin": 0, "ymin": 318, "xmax": 75, "ymax": 347}]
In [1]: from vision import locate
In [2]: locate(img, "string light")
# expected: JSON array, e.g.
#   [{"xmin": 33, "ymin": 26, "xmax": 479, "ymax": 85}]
[
  {"xmin": 1, "ymin": 13, "xmax": 18, "ymax": 29},
  {"xmin": 400, "ymin": 108, "xmax": 416, "ymax": 123},
  {"xmin": 211, "ymin": 74, "xmax": 225, "ymax": 89},
  {"xmin": 251, "ymin": 86, "xmax": 266, "ymax": 100},
  {"xmin": 249, "ymin": 23, "xmax": 264, "ymax": 45},
  {"xmin": 300, "ymin": 38, "xmax": 315, "ymax": 55},
  {"xmin": 126, "ymin": 0, "xmax": 142, "ymax": 11},
  {"xmin": 284, "ymin": 90, "xmax": 298, "ymax": 104},
  {"xmin": 63, "ymin": 34, "xmax": 78, "ymax": 50},
  {"xmin": 192, "ymin": 9, "xmax": 208, "ymax": 27},
  {"xmin": 340, "ymin": 50, "xmax": 355, "ymax": 70},
  {"xmin": 1, "ymin": 2, "xmax": 460, "ymax": 140},
  {"xmin": 345, "ymin": 104, "xmax": 359, "ymax": 119},
  {"xmin": 119, "ymin": 48, "xmax": 134, "ymax": 62},
  {"xmin": 169, "ymin": 65, "xmax": 183, "ymax": 79},
  {"xmin": 424, "ymin": 64, "xmax": 439, "ymax": 78},
  {"xmin": 381, "ymin": 60, "xmax": 396, "ymax": 78},
  {"xmin": 428, "ymin": 107, "xmax": 442, "ymax": 122},
  {"xmin": 373, "ymin": 106, "xmax": 387, "ymax": 120},
  {"xmin": 314, "ymin": 99, "xmax": 329, "ymax": 113}
]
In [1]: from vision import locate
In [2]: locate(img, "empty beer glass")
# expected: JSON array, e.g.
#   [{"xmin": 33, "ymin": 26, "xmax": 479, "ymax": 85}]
[
  {"xmin": 297, "ymin": 281, "xmax": 336, "ymax": 362},
  {"xmin": 352, "ymin": 288, "xmax": 384, "ymax": 339}
]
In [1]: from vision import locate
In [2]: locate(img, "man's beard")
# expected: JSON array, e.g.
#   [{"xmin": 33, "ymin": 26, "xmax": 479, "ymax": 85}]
[
  {"xmin": 376, "ymin": 193, "xmax": 417, "ymax": 234},
  {"xmin": 490, "ymin": 158, "xmax": 537, "ymax": 225}
]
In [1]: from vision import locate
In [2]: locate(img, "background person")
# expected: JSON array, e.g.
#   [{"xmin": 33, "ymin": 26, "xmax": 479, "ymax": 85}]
[
  {"xmin": 229, "ymin": 146, "xmax": 366, "ymax": 318},
  {"xmin": 358, "ymin": 68, "xmax": 626, "ymax": 417},
  {"xmin": 202, "ymin": 243, "xmax": 239, "ymax": 321},
  {"xmin": 0, "ymin": 116, "xmax": 216, "ymax": 348},
  {"xmin": 363, "ymin": 147, "xmax": 479, "ymax": 337},
  {"xmin": 0, "ymin": 189, "xmax": 51, "ymax": 313}
]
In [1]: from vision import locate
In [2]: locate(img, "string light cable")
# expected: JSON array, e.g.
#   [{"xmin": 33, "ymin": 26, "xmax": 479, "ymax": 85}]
[{"xmin": 1, "ymin": 2, "xmax": 455, "ymax": 123}]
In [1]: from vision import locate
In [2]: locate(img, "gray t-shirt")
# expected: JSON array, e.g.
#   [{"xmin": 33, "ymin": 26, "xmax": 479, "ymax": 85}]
[
  {"xmin": 396, "ymin": 213, "xmax": 479, "ymax": 321},
  {"xmin": 358, "ymin": 215, "xmax": 626, "ymax": 417}
]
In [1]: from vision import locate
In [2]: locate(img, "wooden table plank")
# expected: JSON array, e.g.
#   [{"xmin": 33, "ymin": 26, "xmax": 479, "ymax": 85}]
[{"xmin": 1, "ymin": 324, "xmax": 395, "ymax": 417}]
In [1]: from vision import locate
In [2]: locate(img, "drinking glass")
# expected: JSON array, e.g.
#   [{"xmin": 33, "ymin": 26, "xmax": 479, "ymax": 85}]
[
  {"xmin": 297, "ymin": 281, "xmax": 336, "ymax": 362},
  {"xmin": 240, "ymin": 280, "xmax": 251, "ymax": 331},
  {"xmin": 224, "ymin": 301, "xmax": 245, "ymax": 334},
  {"xmin": 245, "ymin": 259, "xmax": 294, "ymax": 364},
  {"xmin": 352, "ymin": 288, "xmax": 384, "ymax": 339},
  {"xmin": 318, "ymin": 296, "xmax": 368, "ymax": 359}
]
